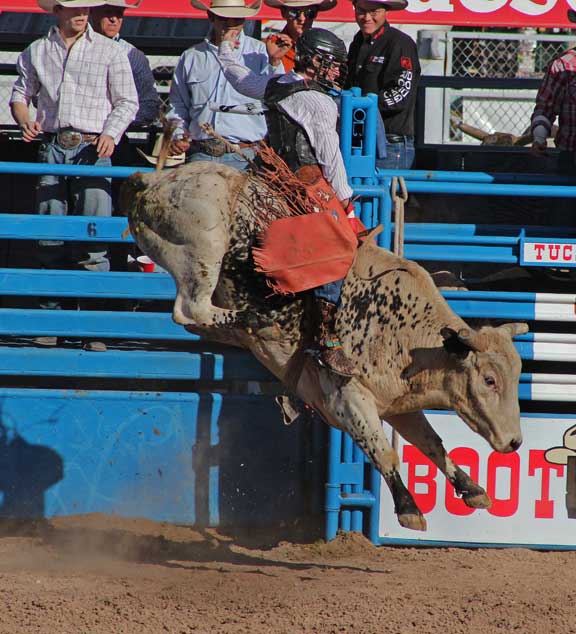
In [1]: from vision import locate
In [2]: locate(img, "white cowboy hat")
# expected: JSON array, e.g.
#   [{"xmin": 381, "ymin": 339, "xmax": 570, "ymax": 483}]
[
  {"xmin": 352, "ymin": 0, "xmax": 408, "ymax": 10},
  {"xmin": 545, "ymin": 424, "xmax": 576, "ymax": 465},
  {"xmin": 38, "ymin": 0, "xmax": 106, "ymax": 10},
  {"xmin": 264, "ymin": 0, "xmax": 336, "ymax": 11},
  {"xmin": 96, "ymin": 0, "xmax": 142, "ymax": 7},
  {"xmin": 190, "ymin": 0, "xmax": 262, "ymax": 18},
  {"xmin": 136, "ymin": 135, "xmax": 186, "ymax": 168}
]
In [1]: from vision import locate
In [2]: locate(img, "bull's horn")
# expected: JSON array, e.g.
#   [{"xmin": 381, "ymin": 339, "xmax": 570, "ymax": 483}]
[
  {"xmin": 498, "ymin": 322, "xmax": 529, "ymax": 337},
  {"xmin": 457, "ymin": 121, "xmax": 490, "ymax": 141}
]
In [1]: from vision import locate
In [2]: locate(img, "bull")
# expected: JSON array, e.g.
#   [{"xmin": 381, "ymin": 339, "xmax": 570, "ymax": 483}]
[{"xmin": 123, "ymin": 161, "xmax": 528, "ymax": 531}]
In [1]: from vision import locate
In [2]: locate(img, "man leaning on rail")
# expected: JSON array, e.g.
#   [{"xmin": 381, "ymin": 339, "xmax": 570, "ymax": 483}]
[
  {"xmin": 346, "ymin": 0, "xmax": 420, "ymax": 170},
  {"xmin": 90, "ymin": 0, "xmax": 161, "ymax": 272},
  {"xmin": 9, "ymin": 0, "xmax": 138, "ymax": 351},
  {"xmin": 166, "ymin": 0, "xmax": 286, "ymax": 170}
]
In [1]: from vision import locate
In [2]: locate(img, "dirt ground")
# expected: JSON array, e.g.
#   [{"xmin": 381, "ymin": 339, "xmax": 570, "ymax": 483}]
[{"xmin": 0, "ymin": 514, "xmax": 574, "ymax": 634}]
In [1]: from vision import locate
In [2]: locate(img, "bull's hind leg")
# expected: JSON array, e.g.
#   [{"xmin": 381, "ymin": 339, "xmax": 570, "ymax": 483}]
[
  {"xmin": 387, "ymin": 411, "xmax": 491, "ymax": 509},
  {"xmin": 315, "ymin": 377, "xmax": 427, "ymax": 531}
]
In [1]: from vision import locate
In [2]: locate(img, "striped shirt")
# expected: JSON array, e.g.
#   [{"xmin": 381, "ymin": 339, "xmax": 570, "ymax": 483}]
[
  {"xmin": 531, "ymin": 48, "xmax": 576, "ymax": 151},
  {"xmin": 114, "ymin": 35, "xmax": 160, "ymax": 126},
  {"xmin": 218, "ymin": 40, "xmax": 353, "ymax": 201},
  {"xmin": 10, "ymin": 24, "xmax": 138, "ymax": 143},
  {"xmin": 167, "ymin": 31, "xmax": 283, "ymax": 143}
]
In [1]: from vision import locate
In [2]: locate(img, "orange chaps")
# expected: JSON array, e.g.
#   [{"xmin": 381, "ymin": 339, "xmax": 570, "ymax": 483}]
[{"xmin": 252, "ymin": 166, "xmax": 361, "ymax": 295}]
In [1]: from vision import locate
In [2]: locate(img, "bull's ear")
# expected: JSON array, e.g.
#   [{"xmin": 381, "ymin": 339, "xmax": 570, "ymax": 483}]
[
  {"xmin": 440, "ymin": 327, "xmax": 473, "ymax": 359},
  {"xmin": 498, "ymin": 322, "xmax": 529, "ymax": 338}
]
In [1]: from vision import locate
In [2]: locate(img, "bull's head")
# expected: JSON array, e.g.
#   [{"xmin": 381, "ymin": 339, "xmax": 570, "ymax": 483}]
[{"xmin": 440, "ymin": 323, "xmax": 528, "ymax": 453}]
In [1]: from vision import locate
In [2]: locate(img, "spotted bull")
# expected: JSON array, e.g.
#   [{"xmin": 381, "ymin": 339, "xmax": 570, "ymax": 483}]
[{"xmin": 123, "ymin": 162, "xmax": 528, "ymax": 531}]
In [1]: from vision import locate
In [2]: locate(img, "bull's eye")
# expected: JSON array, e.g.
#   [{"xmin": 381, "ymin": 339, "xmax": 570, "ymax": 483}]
[{"xmin": 484, "ymin": 375, "xmax": 496, "ymax": 388}]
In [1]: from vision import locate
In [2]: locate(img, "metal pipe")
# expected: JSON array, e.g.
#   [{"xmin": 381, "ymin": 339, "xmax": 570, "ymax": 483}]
[{"xmin": 0, "ymin": 162, "xmax": 153, "ymax": 178}]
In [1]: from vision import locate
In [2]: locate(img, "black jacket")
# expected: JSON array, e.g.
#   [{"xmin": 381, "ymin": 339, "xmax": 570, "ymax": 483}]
[{"xmin": 346, "ymin": 23, "xmax": 421, "ymax": 137}]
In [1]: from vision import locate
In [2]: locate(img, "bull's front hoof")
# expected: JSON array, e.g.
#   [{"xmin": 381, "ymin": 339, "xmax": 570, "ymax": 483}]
[
  {"xmin": 463, "ymin": 491, "xmax": 492, "ymax": 509},
  {"xmin": 398, "ymin": 513, "xmax": 427, "ymax": 531}
]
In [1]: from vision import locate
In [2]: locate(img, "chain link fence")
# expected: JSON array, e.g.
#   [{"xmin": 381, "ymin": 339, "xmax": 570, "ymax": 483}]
[{"xmin": 446, "ymin": 32, "xmax": 576, "ymax": 145}]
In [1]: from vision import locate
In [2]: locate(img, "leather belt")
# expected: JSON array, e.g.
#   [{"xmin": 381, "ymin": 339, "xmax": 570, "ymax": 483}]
[
  {"xmin": 189, "ymin": 137, "xmax": 261, "ymax": 157},
  {"xmin": 45, "ymin": 129, "xmax": 99, "ymax": 150},
  {"xmin": 385, "ymin": 134, "xmax": 414, "ymax": 144}
]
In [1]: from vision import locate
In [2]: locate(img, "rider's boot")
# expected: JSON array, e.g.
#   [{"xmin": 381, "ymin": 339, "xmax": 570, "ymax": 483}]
[{"xmin": 316, "ymin": 299, "xmax": 358, "ymax": 377}]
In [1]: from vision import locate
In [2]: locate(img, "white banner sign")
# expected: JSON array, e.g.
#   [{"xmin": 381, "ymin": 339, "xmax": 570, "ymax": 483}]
[
  {"xmin": 521, "ymin": 239, "xmax": 576, "ymax": 267},
  {"xmin": 379, "ymin": 413, "xmax": 576, "ymax": 547}
]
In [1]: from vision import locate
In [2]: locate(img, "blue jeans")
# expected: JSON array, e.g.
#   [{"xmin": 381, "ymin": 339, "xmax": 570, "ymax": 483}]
[
  {"xmin": 314, "ymin": 279, "xmax": 344, "ymax": 306},
  {"xmin": 187, "ymin": 147, "xmax": 256, "ymax": 171},
  {"xmin": 35, "ymin": 138, "xmax": 112, "ymax": 309},
  {"xmin": 376, "ymin": 137, "xmax": 415, "ymax": 171}
]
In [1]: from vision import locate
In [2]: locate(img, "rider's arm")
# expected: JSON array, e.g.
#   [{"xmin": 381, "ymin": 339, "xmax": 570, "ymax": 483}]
[{"xmin": 217, "ymin": 40, "xmax": 273, "ymax": 100}]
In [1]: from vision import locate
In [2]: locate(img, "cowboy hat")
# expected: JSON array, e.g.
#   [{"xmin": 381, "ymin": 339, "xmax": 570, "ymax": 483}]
[
  {"xmin": 190, "ymin": 0, "xmax": 262, "ymax": 18},
  {"xmin": 38, "ymin": 0, "xmax": 106, "ymax": 10},
  {"xmin": 264, "ymin": 0, "xmax": 336, "ymax": 11},
  {"xmin": 352, "ymin": 0, "xmax": 408, "ymax": 11},
  {"xmin": 545, "ymin": 424, "xmax": 576, "ymax": 465},
  {"xmin": 136, "ymin": 135, "xmax": 186, "ymax": 168},
  {"xmin": 96, "ymin": 0, "xmax": 142, "ymax": 7}
]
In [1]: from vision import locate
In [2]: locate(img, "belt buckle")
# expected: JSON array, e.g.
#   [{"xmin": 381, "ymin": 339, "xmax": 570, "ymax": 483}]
[{"xmin": 57, "ymin": 130, "xmax": 82, "ymax": 150}]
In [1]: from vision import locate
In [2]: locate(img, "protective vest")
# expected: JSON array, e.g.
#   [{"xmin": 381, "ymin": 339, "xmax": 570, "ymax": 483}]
[{"xmin": 263, "ymin": 76, "xmax": 326, "ymax": 172}]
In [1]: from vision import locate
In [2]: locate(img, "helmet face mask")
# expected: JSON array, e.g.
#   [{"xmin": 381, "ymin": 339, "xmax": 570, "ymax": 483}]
[{"xmin": 294, "ymin": 28, "xmax": 348, "ymax": 92}]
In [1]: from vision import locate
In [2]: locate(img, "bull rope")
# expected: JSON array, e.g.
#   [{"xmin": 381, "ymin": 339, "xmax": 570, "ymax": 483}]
[
  {"xmin": 391, "ymin": 176, "xmax": 408, "ymax": 453},
  {"xmin": 391, "ymin": 176, "xmax": 408, "ymax": 258}
]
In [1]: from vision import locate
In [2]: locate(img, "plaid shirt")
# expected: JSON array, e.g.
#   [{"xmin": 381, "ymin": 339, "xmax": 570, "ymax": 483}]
[
  {"xmin": 532, "ymin": 48, "xmax": 576, "ymax": 151},
  {"xmin": 114, "ymin": 36, "xmax": 160, "ymax": 126},
  {"xmin": 11, "ymin": 24, "xmax": 138, "ymax": 143}
]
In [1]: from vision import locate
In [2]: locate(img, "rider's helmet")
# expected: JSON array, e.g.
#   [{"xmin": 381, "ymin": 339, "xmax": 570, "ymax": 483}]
[{"xmin": 294, "ymin": 28, "xmax": 348, "ymax": 92}]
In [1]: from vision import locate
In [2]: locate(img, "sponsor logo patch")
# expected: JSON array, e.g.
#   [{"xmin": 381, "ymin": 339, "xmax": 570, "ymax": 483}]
[{"xmin": 401, "ymin": 56, "xmax": 413, "ymax": 70}]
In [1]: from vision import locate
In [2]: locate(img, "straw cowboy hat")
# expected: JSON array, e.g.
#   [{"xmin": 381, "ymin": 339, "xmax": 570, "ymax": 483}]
[
  {"xmin": 190, "ymin": 0, "xmax": 262, "ymax": 18},
  {"xmin": 545, "ymin": 424, "xmax": 576, "ymax": 465},
  {"xmin": 264, "ymin": 0, "xmax": 336, "ymax": 11},
  {"xmin": 136, "ymin": 135, "xmax": 186, "ymax": 168},
  {"xmin": 38, "ymin": 0, "xmax": 106, "ymax": 10}
]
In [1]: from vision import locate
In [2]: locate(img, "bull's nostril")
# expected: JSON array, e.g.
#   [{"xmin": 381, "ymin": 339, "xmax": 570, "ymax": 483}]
[{"xmin": 510, "ymin": 438, "xmax": 522, "ymax": 452}]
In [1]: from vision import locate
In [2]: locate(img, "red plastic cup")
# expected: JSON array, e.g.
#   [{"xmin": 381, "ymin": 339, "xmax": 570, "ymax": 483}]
[{"xmin": 137, "ymin": 255, "xmax": 155, "ymax": 273}]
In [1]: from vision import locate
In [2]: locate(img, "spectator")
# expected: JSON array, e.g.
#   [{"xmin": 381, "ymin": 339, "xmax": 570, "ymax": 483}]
[
  {"xmin": 218, "ymin": 27, "xmax": 357, "ymax": 376},
  {"xmin": 90, "ymin": 0, "xmax": 160, "ymax": 271},
  {"xmin": 346, "ymin": 0, "xmax": 420, "ymax": 170},
  {"xmin": 263, "ymin": 0, "xmax": 336, "ymax": 72},
  {"xmin": 531, "ymin": 10, "xmax": 576, "ymax": 227},
  {"xmin": 531, "ymin": 11, "xmax": 576, "ymax": 162},
  {"xmin": 167, "ymin": 0, "xmax": 285, "ymax": 170},
  {"xmin": 10, "ymin": 0, "xmax": 138, "ymax": 351},
  {"xmin": 90, "ymin": 0, "xmax": 160, "ymax": 127}
]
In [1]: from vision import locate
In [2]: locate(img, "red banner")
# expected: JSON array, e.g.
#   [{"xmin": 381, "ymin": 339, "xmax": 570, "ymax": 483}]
[{"xmin": 2, "ymin": 0, "xmax": 576, "ymax": 27}]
